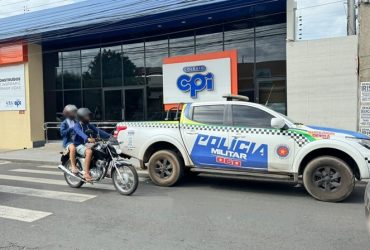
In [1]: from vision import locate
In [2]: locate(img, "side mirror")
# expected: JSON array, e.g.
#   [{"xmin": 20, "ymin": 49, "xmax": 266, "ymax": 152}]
[{"xmin": 271, "ymin": 117, "xmax": 286, "ymax": 129}]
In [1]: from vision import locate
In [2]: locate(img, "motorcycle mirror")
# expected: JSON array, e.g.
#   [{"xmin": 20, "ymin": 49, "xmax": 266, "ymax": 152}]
[{"xmin": 85, "ymin": 129, "xmax": 94, "ymax": 137}]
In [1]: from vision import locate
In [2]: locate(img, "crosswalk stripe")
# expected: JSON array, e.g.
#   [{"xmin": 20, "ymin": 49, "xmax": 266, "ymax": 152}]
[
  {"xmin": 0, "ymin": 174, "xmax": 114, "ymax": 190},
  {"xmin": 0, "ymin": 205, "xmax": 52, "ymax": 222},
  {"xmin": 35, "ymin": 165, "xmax": 59, "ymax": 170},
  {"xmin": 11, "ymin": 169, "xmax": 60, "ymax": 176},
  {"xmin": 0, "ymin": 185, "xmax": 96, "ymax": 202}
]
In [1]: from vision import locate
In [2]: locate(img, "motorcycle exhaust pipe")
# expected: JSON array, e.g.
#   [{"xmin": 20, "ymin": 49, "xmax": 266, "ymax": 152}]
[{"xmin": 58, "ymin": 165, "xmax": 85, "ymax": 182}]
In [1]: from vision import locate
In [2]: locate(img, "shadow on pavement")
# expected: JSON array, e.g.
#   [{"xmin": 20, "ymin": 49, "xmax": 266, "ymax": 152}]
[{"xmin": 174, "ymin": 174, "xmax": 366, "ymax": 204}]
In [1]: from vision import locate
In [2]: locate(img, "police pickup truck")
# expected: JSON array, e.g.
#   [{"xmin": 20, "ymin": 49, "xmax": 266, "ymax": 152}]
[{"xmin": 116, "ymin": 95, "xmax": 370, "ymax": 202}]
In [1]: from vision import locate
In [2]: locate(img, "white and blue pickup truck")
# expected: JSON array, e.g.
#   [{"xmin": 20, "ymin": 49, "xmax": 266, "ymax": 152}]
[{"xmin": 116, "ymin": 96, "xmax": 370, "ymax": 202}]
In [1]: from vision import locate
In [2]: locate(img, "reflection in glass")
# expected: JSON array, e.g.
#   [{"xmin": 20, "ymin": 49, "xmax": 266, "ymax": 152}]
[
  {"xmin": 258, "ymin": 80, "xmax": 286, "ymax": 115},
  {"xmin": 255, "ymin": 23, "xmax": 286, "ymax": 78},
  {"xmin": 123, "ymin": 42, "xmax": 145, "ymax": 86},
  {"xmin": 255, "ymin": 23, "xmax": 286, "ymax": 114},
  {"xmin": 195, "ymin": 26, "xmax": 223, "ymax": 53},
  {"xmin": 56, "ymin": 52, "xmax": 63, "ymax": 89},
  {"xmin": 125, "ymin": 89, "xmax": 144, "ymax": 121},
  {"xmin": 104, "ymin": 90, "xmax": 123, "ymax": 121},
  {"xmin": 169, "ymin": 32, "xmax": 195, "ymax": 56},
  {"xmin": 224, "ymin": 21, "xmax": 255, "ymax": 102},
  {"xmin": 145, "ymin": 38, "xmax": 167, "ymax": 120},
  {"xmin": 84, "ymin": 90, "xmax": 102, "ymax": 120},
  {"xmin": 82, "ymin": 48, "xmax": 101, "ymax": 88},
  {"xmin": 102, "ymin": 45, "xmax": 122, "ymax": 87},
  {"xmin": 62, "ymin": 51, "xmax": 81, "ymax": 89},
  {"xmin": 64, "ymin": 90, "xmax": 82, "ymax": 108}
]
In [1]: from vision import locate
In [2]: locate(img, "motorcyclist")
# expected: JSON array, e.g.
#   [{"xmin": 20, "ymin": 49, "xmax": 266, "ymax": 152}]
[
  {"xmin": 60, "ymin": 104, "xmax": 78, "ymax": 174},
  {"xmin": 73, "ymin": 108, "xmax": 110, "ymax": 181}
]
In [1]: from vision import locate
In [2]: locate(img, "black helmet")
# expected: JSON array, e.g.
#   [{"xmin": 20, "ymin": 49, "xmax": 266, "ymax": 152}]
[{"xmin": 77, "ymin": 108, "xmax": 92, "ymax": 120}]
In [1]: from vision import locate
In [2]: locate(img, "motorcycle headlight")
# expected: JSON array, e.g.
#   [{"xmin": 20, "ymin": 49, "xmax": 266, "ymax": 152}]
[{"xmin": 346, "ymin": 137, "xmax": 370, "ymax": 149}]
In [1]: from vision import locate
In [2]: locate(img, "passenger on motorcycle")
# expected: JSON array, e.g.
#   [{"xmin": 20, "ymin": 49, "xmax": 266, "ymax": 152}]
[
  {"xmin": 60, "ymin": 104, "xmax": 78, "ymax": 174},
  {"xmin": 73, "ymin": 108, "xmax": 110, "ymax": 181}
]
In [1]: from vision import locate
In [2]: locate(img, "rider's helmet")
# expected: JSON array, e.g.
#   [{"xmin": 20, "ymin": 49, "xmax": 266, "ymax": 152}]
[
  {"xmin": 63, "ymin": 104, "xmax": 77, "ymax": 119},
  {"xmin": 77, "ymin": 108, "xmax": 92, "ymax": 122}
]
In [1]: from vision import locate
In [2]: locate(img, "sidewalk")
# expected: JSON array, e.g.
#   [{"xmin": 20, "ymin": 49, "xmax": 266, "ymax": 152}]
[
  {"xmin": 0, "ymin": 142, "xmax": 142, "ymax": 168},
  {"xmin": 0, "ymin": 142, "xmax": 61, "ymax": 165}
]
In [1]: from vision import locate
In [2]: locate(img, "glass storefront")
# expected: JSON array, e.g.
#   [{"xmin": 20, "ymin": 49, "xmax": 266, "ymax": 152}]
[{"xmin": 43, "ymin": 16, "xmax": 286, "ymax": 127}]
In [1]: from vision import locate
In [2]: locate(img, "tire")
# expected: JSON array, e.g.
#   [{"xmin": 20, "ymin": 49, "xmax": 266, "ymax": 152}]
[
  {"xmin": 64, "ymin": 160, "xmax": 84, "ymax": 188},
  {"xmin": 303, "ymin": 156, "xmax": 355, "ymax": 202},
  {"xmin": 148, "ymin": 150, "xmax": 184, "ymax": 187},
  {"xmin": 112, "ymin": 164, "xmax": 138, "ymax": 195}
]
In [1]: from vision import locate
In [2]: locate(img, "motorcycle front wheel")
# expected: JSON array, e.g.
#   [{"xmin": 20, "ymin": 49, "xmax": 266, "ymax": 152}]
[
  {"xmin": 112, "ymin": 164, "xmax": 138, "ymax": 195},
  {"xmin": 64, "ymin": 160, "xmax": 84, "ymax": 188}
]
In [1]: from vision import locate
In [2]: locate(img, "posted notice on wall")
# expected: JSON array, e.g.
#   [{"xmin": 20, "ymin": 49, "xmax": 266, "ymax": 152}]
[
  {"xmin": 361, "ymin": 82, "xmax": 370, "ymax": 103},
  {"xmin": 0, "ymin": 64, "xmax": 26, "ymax": 111}
]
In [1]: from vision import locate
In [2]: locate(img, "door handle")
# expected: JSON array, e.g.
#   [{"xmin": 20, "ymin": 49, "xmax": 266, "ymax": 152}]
[
  {"xmin": 186, "ymin": 129, "xmax": 198, "ymax": 135},
  {"xmin": 232, "ymin": 133, "xmax": 245, "ymax": 138}
]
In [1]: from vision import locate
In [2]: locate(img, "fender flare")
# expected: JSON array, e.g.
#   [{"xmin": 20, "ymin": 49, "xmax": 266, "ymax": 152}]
[
  {"xmin": 292, "ymin": 140, "xmax": 369, "ymax": 178},
  {"xmin": 138, "ymin": 135, "xmax": 193, "ymax": 166}
]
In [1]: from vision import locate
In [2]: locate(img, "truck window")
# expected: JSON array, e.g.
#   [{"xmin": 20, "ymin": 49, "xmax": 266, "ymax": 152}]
[
  {"xmin": 192, "ymin": 105, "xmax": 225, "ymax": 125},
  {"xmin": 232, "ymin": 105, "xmax": 274, "ymax": 128}
]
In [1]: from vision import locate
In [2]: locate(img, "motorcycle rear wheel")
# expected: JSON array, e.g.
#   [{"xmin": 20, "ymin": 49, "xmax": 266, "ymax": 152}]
[
  {"xmin": 64, "ymin": 160, "xmax": 84, "ymax": 188},
  {"xmin": 112, "ymin": 164, "xmax": 138, "ymax": 195}
]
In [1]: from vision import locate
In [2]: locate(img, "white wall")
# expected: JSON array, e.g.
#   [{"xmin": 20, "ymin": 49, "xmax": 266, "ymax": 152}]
[{"xmin": 287, "ymin": 35, "xmax": 359, "ymax": 131}]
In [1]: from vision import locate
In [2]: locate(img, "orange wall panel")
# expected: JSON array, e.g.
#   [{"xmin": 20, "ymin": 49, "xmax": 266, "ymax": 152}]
[{"xmin": 0, "ymin": 43, "xmax": 28, "ymax": 66}]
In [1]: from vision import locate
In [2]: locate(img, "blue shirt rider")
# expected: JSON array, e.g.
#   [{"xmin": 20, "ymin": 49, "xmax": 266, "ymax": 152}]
[
  {"xmin": 60, "ymin": 104, "xmax": 78, "ymax": 174},
  {"xmin": 73, "ymin": 108, "xmax": 110, "ymax": 181}
]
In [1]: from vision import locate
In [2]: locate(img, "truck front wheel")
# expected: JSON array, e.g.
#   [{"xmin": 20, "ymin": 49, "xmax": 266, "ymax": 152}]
[
  {"xmin": 148, "ymin": 150, "xmax": 184, "ymax": 187},
  {"xmin": 303, "ymin": 156, "xmax": 355, "ymax": 202}
]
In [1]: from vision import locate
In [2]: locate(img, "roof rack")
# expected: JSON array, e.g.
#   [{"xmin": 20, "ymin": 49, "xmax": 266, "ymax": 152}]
[{"xmin": 222, "ymin": 94, "xmax": 249, "ymax": 102}]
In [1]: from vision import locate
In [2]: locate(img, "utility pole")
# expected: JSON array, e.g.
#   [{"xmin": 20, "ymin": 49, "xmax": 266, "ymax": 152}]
[
  {"xmin": 347, "ymin": 0, "xmax": 356, "ymax": 35},
  {"xmin": 359, "ymin": 0, "xmax": 370, "ymax": 81}
]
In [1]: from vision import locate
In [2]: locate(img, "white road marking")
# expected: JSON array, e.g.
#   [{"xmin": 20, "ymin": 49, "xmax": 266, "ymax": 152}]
[
  {"xmin": 0, "ymin": 161, "xmax": 11, "ymax": 165},
  {"xmin": 0, "ymin": 205, "xmax": 52, "ymax": 222},
  {"xmin": 0, "ymin": 185, "xmax": 96, "ymax": 202},
  {"xmin": 0, "ymin": 174, "xmax": 114, "ymax": 190},
  {"xmin": 11, "ymin": 169, "xmax": 61, "ymax": 176},
  {"xmin": 10, "ymin": 169, "xmax": 149, "ymax": 180}
]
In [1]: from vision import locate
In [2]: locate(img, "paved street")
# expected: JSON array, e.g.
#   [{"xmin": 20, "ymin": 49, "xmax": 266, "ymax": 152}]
[{"xmin": 0, "ymin": 161, "xmax": 369, "ymax": 250}]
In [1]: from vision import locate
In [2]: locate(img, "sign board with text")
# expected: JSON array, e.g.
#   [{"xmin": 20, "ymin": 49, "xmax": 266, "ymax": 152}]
[
  {"xmin": 359, "ymin": 82, "xmax": 370, "ymax": 136},
  {"xmin": 0, "ymin": 64, "xmax": 26, "ymax": 111},
  {"xmin": 163, "ymin": 50, "xmax": 238, "ymax": 109}
]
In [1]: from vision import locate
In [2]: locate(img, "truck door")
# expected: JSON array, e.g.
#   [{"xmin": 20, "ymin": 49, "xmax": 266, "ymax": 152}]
[
  {"xmin": 181, "ymin": 104, "xmax": 229, "ymax": 168},
  {"xmin": 228, "ymin": 104, "xmax": 295, "ymax": 172}
]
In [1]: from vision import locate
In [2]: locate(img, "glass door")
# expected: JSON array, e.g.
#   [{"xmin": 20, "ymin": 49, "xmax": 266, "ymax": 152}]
[
  {"xmin": 103, "ymin": 89, "xmax": 123, "ymax": 121},
  {"xmin": 124, "ymin": 88, "xmax": 145, "ymax": 121}
]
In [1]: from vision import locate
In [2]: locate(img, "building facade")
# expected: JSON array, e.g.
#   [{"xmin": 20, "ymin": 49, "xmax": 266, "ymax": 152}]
[{"xmin": 0, "ymin": 0, "xmax": 288, "ymax": 146}]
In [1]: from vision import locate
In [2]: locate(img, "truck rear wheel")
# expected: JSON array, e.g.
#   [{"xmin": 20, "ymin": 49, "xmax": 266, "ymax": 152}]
[
  {"xmin": 148, "ymin": 150, "xmax": 183, "ymax": 187},
  {"xmin": 303, "ymin": 156, "xmax": 355, "ymax": 202}
]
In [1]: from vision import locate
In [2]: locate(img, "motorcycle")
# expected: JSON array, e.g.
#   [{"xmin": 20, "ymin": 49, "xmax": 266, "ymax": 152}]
[{"xmin": 58, "ymin": 129, "xmax": 138, "ymax": 195}]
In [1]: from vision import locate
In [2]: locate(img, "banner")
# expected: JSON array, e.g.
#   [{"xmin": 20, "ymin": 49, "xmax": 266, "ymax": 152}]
[{"xmin": 0, "ymin": 64, "xmax": 26, "ymax": 111}]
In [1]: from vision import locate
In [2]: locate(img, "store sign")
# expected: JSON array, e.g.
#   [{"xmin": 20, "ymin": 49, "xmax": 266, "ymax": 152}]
[
  {"xmin": 359, "ymin": 82, "xmax": 370, "ymax": 136},
  {"xmin": 163, "ymin": 50, "xmax": 237, "ymax": 107},
  {"xmin": 177, "ymin": 65, "xmax": 214, "ymax": 98},
  {"xmin": 0, "ymin": 64, "xmax": 26, "ymax": 111}
]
